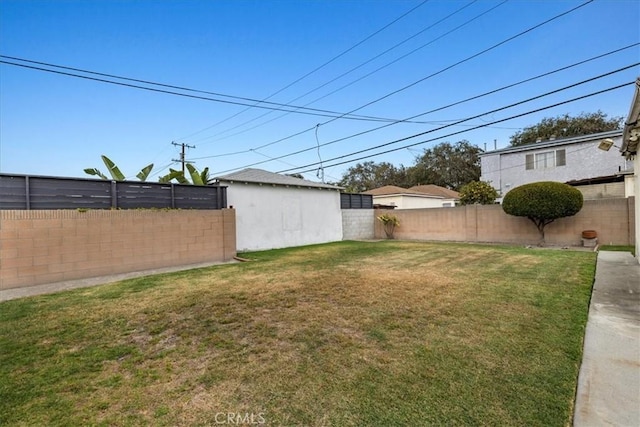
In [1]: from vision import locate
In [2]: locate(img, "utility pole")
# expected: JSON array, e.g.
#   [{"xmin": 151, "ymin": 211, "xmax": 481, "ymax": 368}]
[{"xmin": 171, "ymin": 142, "xmax": 196, "ymax": 174}]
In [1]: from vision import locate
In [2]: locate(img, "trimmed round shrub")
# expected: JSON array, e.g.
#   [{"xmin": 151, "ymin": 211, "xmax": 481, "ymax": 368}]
[{"xmin": 502, "ymin": 181, "xmax": 583, "ymax": 243}]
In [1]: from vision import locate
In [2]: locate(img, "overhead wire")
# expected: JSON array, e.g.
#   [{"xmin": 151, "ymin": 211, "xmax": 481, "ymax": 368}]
[
  {"xmin": 191, "ymin": 43, "xmax": 636, "ymax": 164},
  {"xmin": 172, "ymin": 0, "xmax": 432, "ymax": 141},
  {"xmin": 0, "ymin": 57, "xmax": 413, "ymax": 123},
  {"xmin": 189, "ymin": 0, "xmax": 487, "ymax": 145},
  {"xmin": 282, "ymin": 82, "xmax": 635, "ymax": 174},
  {"xmin": 208, "ymin": 64, "xmax": 636, "ymax": 174},
  {"xmin": 273, "ymin": 63, "xmax": 639, "ymax": 172},
  {"xmin": 195, "ymin": 0, "xmax": 595, "ymax": 163}
]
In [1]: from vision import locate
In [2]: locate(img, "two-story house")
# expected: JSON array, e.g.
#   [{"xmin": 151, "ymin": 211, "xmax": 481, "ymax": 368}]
[{"xmin": 480, "ymin": 130, "xmax": 634, "ymax": 199}]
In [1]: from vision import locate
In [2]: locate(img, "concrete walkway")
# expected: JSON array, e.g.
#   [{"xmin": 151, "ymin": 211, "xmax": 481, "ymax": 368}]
[
  {"xmin": 574, "ymin": 251, "xmax": 640, "ymax": 427},
  {"xmin": 0, "ymin": 260, "xmax": 235, "ymax": 302}
]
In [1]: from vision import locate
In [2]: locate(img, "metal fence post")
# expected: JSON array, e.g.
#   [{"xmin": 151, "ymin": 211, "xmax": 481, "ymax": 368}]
[
  {"xmin": 111, "ymin": 181, "xmax": 117, "ymax": 208},
  {"xmin": 25, "ymin": 175, "xmax": 31, "ymax": 210}
]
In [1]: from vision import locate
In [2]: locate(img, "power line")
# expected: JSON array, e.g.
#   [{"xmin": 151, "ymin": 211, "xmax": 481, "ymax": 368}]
[
  {"xmin": 311, "ymin": 0, "xmax": 595, "ymax": 129},
  {"xmin": 173, "ymin": 0, "xmax": 432, "ymax": 141},
  {"xmin": 0, "ymin": 57, "xmax": 412, "ymax": 123},
  {"xmin": 273, "ymin": 63, "xmax": 639, "ymax": 172},
  {"xmin": 197, "ymin": 0, "xmax": 595, "ymax": 163},
  {"xmin": 276, "ymin": 0, "xmax": 507, "ymax": 127},
  {"xmin": 191, "ymin": 44, "xmax": 637, "ymax": 165},
  {"xmin": 209, "ymin": 66, "xmax": 634, "ymax": 175},
  {"xmin": 188, "ymin": 0, "xmax": 489, "ymax": 146},
  {"xmin": 283, "ymin": 83, "xmax": 634, "ymax": 174}
]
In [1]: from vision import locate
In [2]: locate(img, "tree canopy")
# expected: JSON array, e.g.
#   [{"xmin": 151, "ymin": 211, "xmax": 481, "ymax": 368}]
[
  {"xmin": 509, "ymin": 111, "xmax": 622, "ymax": 147},
  {"xmin": 338, "ymin": 161, "xmax": 410, "ymax": 193},
  {"xmin": 338, "ymin": 140, "xmax": 481, "ymax": 192},
  {"xmin": 409, "ymin": 140, "xmax": 481, "ymax": 190},
  {"xmin": 459, "ymin": 181, "xmax": 499, "ymax": 205}
]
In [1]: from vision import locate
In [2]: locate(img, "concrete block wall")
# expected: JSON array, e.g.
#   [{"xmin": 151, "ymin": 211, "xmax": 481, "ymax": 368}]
[
  {"xmin": 576, "ymin": 182, "xmax": 625, "ymax": 200},
  {"xmin": 0, "ymin": 209, "xmax": 236, "ymax": 290},
  {"xmin": 342, "ymin": 209, "xmax": 375, "ymax": 240},
  {"xmin": 374, "ymin": 198, "xmax": 635, "ymax": 246}
]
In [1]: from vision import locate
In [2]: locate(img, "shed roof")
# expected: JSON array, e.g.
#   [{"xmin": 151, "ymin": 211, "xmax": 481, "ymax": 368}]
[
  {"xmin": 215, "ymin": 168, "xmax": 342, "ymax": 190},
  {"xmin": 363, "ymin": 185, "xmax": 443, "ymax": 198},
  {"xmin": 409, "ymin": 184, "xmax": 460, "ymax": 199}
]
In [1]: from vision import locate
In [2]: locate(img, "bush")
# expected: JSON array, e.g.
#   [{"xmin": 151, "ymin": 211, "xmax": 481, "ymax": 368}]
[
  {"xmin": 378, "ymin": 213, "xmax": 400, "ymax": 239},
  {"xmin": 502, "ymin": 181, "xmax": 583, "ymax": 244},
  {"xmin": 459, "ymin": 181, "xmax": 499, "ymax": 205}
]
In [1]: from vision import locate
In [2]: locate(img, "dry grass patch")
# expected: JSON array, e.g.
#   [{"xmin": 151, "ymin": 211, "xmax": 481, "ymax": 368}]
[{"xmin": 0, "ymin": 241, "xmax": 595, "ymax": 426}]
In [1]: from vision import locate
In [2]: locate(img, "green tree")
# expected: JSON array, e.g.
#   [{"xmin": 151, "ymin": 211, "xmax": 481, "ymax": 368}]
[
  {"xmin": 459, "ymin": 181, "xmax": 499, "ymax": 205},
  {"xmin": 84, "ymin": 155, "xmax": 153, "ymax": 181},
  {"xmin": 408, "ymin": 140, "xmax": 481, "ymax": 191},
  {"xmin": 338, "ymin": 161, "xmax": 409, "ymax": 192},
  {"xmin": 502, "ymin": 181, "xmax": 583, "ymax": 245},
  {"xmin": 510, "ymin": 111, "xmax": 622, "ymax": 146}
]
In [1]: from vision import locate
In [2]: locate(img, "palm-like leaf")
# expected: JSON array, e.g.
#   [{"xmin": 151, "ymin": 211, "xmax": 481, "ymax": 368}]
[
  {"xmin": 83, "ymin": 168, "xmax": 109, "ymax": 180},
  {"xmin": 186, "ymin": 164, "xmax": 204, "ymax": 186},
  {"xmin": 136, "ymin": 163, "xmax": 154, "ymax": 182},
  {"xmin": 101, "ymin": 155, "xmax": 125, "ymax": 181}
]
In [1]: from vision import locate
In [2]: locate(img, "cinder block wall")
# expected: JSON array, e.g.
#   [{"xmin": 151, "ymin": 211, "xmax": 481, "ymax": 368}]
[
  {"xmin": 0, "ymin": 209, "xmax": 236, "ymax": 290},
  {"xmin": 342, "ymin": 209, "xmax": 375, "ymax": 240},
  {"xmin": 374, "ymin": 198, "xmax": 635, "ymax": 246}
]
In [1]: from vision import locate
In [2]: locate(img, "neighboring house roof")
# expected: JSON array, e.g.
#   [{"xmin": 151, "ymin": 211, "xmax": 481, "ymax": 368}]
[
  {"xmin": 409, "ymin": 184, "xmax": 460, "ymax": 199},
  {"xmin": 363, "ymin": 185, "xmax": 436, "ymax": 197},
  {"xmin": 479, "ymin": 129, "xmax": 624, "ymax": 156},
  {"xmin": 565, "ymin": 173, "xmax": 629, "ymax": 186},
  {"xmin": 215, "ymin": 168, "xmax": 342, "ymax": 190},
  {"xmin": 621, "ymin": 77, "xmax": 640, "ymax": 158}
]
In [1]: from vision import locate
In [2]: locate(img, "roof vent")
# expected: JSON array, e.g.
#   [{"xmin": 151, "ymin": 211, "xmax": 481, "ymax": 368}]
[
  {"xmin": 536, "ymin": 137, "xmax": 542, "ymax": 143},
  {"xmin": 549, "ymin": 134, "xmax": 556, "ymax": 140}
]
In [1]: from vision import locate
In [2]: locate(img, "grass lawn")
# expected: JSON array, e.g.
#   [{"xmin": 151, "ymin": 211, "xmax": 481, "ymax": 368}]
[
  {"xmin": 0, "ymin": 241, "xmax": 595, "ymax": 426},
  {"xmin": 600, "ymin": 244, "xmax": 636, "ymax": 256}
]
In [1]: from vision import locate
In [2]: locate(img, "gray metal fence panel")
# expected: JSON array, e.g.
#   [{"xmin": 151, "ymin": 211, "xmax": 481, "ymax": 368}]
[
  {"xmin": 116, "ymin": 182, "xmax": 173, "ymax": 209},
  {"xmin": 0, "ymin": 175, "xmax": 28, "ymax": 209},
  {"xmin": 0, "ymin": 173, "xmax": 227, "ymax": 210},
  {"xmin": 29, "ymin": 176, "xmax": 113, "ymax": 209},
  {"xmin": 174, "ymin": 185, "xmax": 225, "ymax": 209},
  {"xmin": 340, "ymin": 193, "xmax": 373, "ymax": 209}
]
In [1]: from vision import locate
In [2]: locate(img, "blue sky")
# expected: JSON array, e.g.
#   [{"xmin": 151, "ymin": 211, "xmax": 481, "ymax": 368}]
[{"xmin": 1, "ymin": 0, "xmax": 638, "ymax": 183}]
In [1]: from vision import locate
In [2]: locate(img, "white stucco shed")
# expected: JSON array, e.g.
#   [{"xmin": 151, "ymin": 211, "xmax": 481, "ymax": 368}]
[{"xmin": 215, "ymin": 168, "xmax": 343, "ymax": 251}]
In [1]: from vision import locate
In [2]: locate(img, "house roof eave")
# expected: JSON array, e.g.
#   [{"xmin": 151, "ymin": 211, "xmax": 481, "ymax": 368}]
[
  {"xmin": 621, "ymin": 78, "xmax": 640, "ymax": 159},
  {"xmin": 479, "ymin": 130, "xmax": 624, "ymax": 157}
]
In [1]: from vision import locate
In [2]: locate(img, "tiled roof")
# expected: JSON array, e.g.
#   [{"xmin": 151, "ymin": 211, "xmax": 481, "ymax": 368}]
[
  {"xmin": 363, "ymin": 185, "xmax": 440, "ymax": 197},
  {"xmin": 215, "ymin": 168, "xmax": 342, "ymax": 190},
  {"xmin": 409, "ymin": 185, "xmax": 460, "ymax": 199}
]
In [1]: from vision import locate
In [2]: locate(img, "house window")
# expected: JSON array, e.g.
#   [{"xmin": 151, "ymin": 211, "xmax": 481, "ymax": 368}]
[{"xmin": 525, "ymin": 149, "xmax": 566, "ymax": 170}]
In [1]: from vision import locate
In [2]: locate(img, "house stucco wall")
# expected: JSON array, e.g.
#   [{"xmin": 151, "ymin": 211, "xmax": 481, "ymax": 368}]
[
  {"xmin": 372, "ymin": 194, "xmax": 451, "ymax": 209},
  {"xmin": 481, "ymin": 134, "xmax": 632, "ymax": 196},
  {"xmin": 225, "ymin": 183, "xmax": 343, "ymax": 251}
]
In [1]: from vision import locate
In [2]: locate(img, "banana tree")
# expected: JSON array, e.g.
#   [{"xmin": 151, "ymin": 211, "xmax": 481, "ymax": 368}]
[
  {"xmin": 159, "ymin": 164, "xmax": 210, "ymax": 186},
  {"xmin": 84, "ymin": 155, "xmax": 154, "ymax": 182}
]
